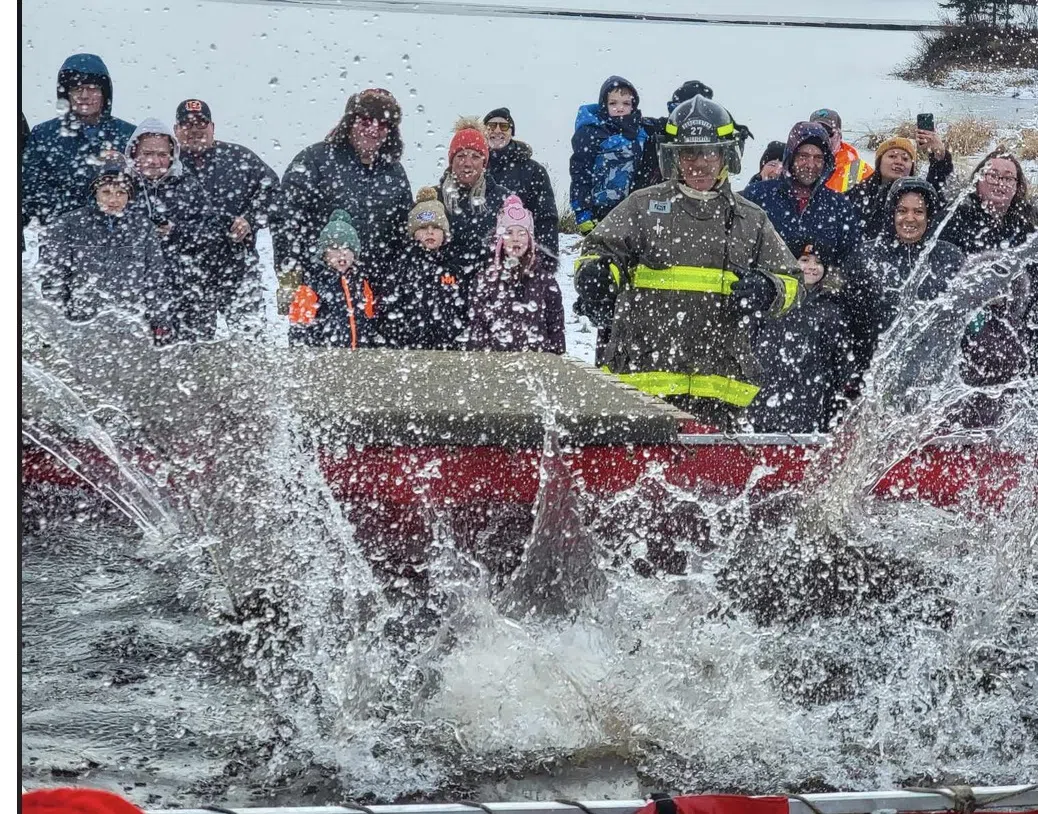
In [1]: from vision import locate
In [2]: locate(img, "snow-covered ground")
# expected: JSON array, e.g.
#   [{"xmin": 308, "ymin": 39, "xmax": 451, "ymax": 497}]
[
  {"xmin": 557, "ymin": 234, "xmax": 595, "ymax": 365},
  {"xmin": 943, "ymin": 68, "xmax": 1038, "ymax": 100}
]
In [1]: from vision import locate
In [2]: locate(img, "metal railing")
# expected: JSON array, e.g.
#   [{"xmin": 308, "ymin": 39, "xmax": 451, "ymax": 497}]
[{"xmin": 148, "ymin": 785, "xmax": 1038, "ymax": 814}]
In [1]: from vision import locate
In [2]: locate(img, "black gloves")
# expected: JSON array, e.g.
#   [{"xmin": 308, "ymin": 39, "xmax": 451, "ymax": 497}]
[
  {"xmin": 574, "ymin": 257, "xmax": 618, "ymax": 328},
  {"xmin": 730, "ymin": 267, "xmax": 776, "ymax": 316}
]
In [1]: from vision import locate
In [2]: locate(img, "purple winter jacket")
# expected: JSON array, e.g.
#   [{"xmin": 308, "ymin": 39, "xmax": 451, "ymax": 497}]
[{"xmin": 466, "ymin": 252, "xmax": 566, "ymax": 354}]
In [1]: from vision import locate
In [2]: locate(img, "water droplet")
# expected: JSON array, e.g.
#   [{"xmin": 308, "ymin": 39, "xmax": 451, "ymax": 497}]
[
  {"xmin": 416, "ymin": 104, "xmax": 425, "ymax": 114},
  {"xmin": 401, "ymin": 53, "xmax": 409, "ymax": 61},
  {"xmin": 260, "ymin": 31, "xmax": 267, "ymax": 39},
  {"xmin": 353, "ymin": 55, "xmax": 362, "ymax": 63},
  {"xmin": 340, "ymin": 69, "xmax": 349, "ymax": 79},
  {"xmin": 269, "ymin": 76, "xmax": 279, "ymax": 86},
  {"xmin": 273, "ymin": 140, "xmax": 282, "ymax": 150},
  {"xmin": 385, "ymin": 72, "xmax": 394, "ymax": 81},
  {"xmin": 409, "ymin": 88, "xmax": 417, "ymax": 97},
  {"xmin": 209, "ymin": 43, "xmax": 217, "ymax": 50}
]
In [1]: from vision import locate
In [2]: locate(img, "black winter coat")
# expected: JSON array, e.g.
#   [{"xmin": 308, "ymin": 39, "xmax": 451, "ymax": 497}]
[
  {"xmin": 847, "ymin": 152, "xmax": 955, "ymax": 241},
  {"xmin": 436, "ymin": 174, "xmax": 510, "ymax": 313},
  {"xmin": 287, "ymin": 260, "xmax": 381, "ymax": 348},
  {"xmin": 842, "ymin": 232, "xmax": 965, "ymax": 377},
  {"xmin": 379, "ymin": 243, "xmax": 467, "ymax": 350},
  {"xmin": 39, "ymin": 203, "xmax": 175, "ymax": 335},
  {"xmin": 277, "ymin": 141, "xmax": 412, "ymax": 291},
  {"xmin": 953, "ymin": 266, "xmax": 1038, "ymax": 427},
  {"xmin": 180, "ymin": 140, "xmax": 280, "ymax": 308},
  {"xmin": 747, "ymin": 283, "xmax": 854, "ymax": 433},
  {"xmin": 487, "ymin": 139, "xmax": 560, "ymax": 272},
  {"xmin": 131, "ymin": 171, "xmax": 226, "ymax": 340},
  {"xmin": 939, "ymin": 192, "xmax": 1037, "ymax": 256}
]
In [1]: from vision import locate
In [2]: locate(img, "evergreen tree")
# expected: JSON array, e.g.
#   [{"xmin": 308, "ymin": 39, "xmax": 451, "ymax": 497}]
[{"xmin": 939, "ymin": 0, "xmax": 1016, "ymax": 26}]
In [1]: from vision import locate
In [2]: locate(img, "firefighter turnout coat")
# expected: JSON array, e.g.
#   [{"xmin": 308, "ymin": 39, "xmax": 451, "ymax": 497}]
[{"xmin": 576, "ymin": 179, "xmax": 801, "ymax": 419}]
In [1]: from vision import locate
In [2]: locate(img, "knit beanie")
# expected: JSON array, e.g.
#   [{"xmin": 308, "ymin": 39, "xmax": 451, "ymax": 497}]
[
  {"xmin": 496, "ymin": 194, "xmax": 535, "ymax": 239},
  {"xmin": 91, "ymin": 160, "xmax": 136, "ymax": 199},
  {"xmin": 875, "ymin": 136, "xmax": 918, "ymax": 166},
  {"xmin": 22, "ymin": 787, "xmax": 145, "ymax": 814},
  {"xmin": 483, "ymin": 107, "xmax": 515, "ymax": 134},
  {"xmin": 793, "ymin": 238, "xmax": 837, "ymax": 272},
  {"xmin": 408, "ymin": 186, "xmax": 451, "ymax": 238},
  {"xmin": 318, "ymin": 209, "xmax": 361, "ymax": 254},
  {"xmin": 668, "ymin": 80, "xmax": 714, "ymax": 113},
  {"xmin": 758, "ymin": 140, "xmax": 786, "ymax": 171},
  {"xmin": 448, "ymin": 125, "xmax": 490, "ymax": 164}
]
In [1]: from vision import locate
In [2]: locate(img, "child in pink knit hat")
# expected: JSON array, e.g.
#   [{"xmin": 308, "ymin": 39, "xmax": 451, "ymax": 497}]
[
  {"xmin": 467, "ymin": 194, "xmax": 566, "ymax": 354},
  {"xmin": 493, "ymin": 193, "xmax": 537, "ymax": 271}
]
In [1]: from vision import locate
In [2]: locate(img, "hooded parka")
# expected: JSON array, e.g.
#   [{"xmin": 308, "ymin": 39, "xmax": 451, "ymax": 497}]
[
  {"xmin": 842, "ymin": 177, "xmax": 966, "ymax": 378},
  {"xmin": 125, "ymin": 119, "xmax": 225, "ymax": 341},
  {"xmin": 22, "ymin": 54, "xmax": 137, "ymax": 227}
]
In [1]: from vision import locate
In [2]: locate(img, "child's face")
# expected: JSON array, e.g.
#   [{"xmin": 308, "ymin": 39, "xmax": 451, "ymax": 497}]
[
  {"xmin": 606, "ymin": 89, "xmax": 634, "ymax": 118},
  {"xmin": 95, "ymin": 182, "xmax": 130, "ymax": 215},
  {"xmin": 798, "ymin": 253, "xmax": 825, "ymax": 286},
  {"xmin": 503, "ymin": 226, "xmax": 531, "ymax": 258},
  {"xmin": 415, "ymin": 225, "xmax": 445, "ymax": 251},
  {"xmin": 324, "ymin": 246, "xmax": 356, "ymax": 274}
]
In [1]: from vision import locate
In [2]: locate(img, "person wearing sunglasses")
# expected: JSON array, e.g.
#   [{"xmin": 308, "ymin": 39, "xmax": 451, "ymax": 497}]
[
  {"xmin": 276, "ymin": 88, "xmax": 412, "ymax": 313},
  {"xmin": 482, "ymin": 107, "xmax": 559, "ymax": 277}
]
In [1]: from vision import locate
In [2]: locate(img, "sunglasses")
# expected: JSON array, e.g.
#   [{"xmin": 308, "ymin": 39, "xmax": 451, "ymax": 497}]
[
  {"xmin": 357, "ymin": 115, "xmax": 390, "ymax": 130},
  {"xmin": 486, "ymin": 121, "xmax": 512, "ymax": 132}
]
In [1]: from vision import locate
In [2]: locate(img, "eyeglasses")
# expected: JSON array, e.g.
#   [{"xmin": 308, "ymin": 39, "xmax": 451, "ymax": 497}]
[
  {"xmin": 982, "ymin": 170, "xmax": 1018, "ymax": 187},
  {"xmin": 486, "ymin": 121, "xmax": 511, "ymax": 132}
]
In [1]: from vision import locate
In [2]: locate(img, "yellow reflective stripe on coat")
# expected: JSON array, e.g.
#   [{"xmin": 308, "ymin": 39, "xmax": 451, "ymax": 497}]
[
  {"xmin": 603, "ymin": 368, "xmax": 760, "ymax": 407},
  {"xmin": 774, "ymin": 273, "xmax": 800, "ymax": 313},
  {"xmin": 630, "ymin": 265, "xmax": 739, "ymax": 295}
]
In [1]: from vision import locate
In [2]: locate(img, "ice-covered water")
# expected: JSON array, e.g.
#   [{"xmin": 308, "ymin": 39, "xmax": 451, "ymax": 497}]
[
  {"xmin": 19, "ymin": 0, "xmax": 1038, "ymax": 809},
  {"xmin": 20, "ymin": 0, "xmax": 1037, "ymax": 201}
]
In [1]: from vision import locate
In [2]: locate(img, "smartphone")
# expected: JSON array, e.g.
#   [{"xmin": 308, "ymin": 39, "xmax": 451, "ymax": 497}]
[{"xmin": 917, "ymin": 113, "xmax": 935, "ymax": 132}]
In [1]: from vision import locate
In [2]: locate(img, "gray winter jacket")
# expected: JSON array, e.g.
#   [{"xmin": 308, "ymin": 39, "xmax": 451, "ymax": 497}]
[{"xmin": 39, "ymin": 202, "xmax": 174, "ymax": 333}]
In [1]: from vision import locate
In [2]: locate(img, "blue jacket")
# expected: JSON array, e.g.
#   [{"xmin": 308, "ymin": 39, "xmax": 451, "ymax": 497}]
[
  {"xmin": 741, "ymin": 121, "xmax": 860, "ymax": 265},
  {"xmin": 569, "ymin": 76, "xmax": 649, "ymax": 228},
  {"xmin": 22, "ymin": 54, "xmax": 136, "ymax": 227}
]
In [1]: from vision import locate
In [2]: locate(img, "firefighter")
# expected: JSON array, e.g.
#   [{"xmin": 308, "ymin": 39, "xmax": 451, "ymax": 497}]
[{"xmin": 574, "ymin": 95, "xmax": 802, "ymax": 430}]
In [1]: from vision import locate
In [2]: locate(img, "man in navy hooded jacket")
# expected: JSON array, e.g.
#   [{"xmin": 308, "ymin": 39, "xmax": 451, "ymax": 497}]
[
  {"xmin": 742, "ymin": 121, "xmax": 860, "ymax": 266},
  {"xmin": 22, "ymin": 53, "xmax": 137, "ymax": 229}
]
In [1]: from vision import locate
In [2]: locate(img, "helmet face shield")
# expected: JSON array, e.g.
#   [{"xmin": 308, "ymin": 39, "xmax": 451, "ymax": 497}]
[
  {"xmin": 659, "ymin": 97, "xmax": 745, "ymax": 185},
  {"xmin": 659, "ymin": 143, "xmax": 741, "ymax": 185}
]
